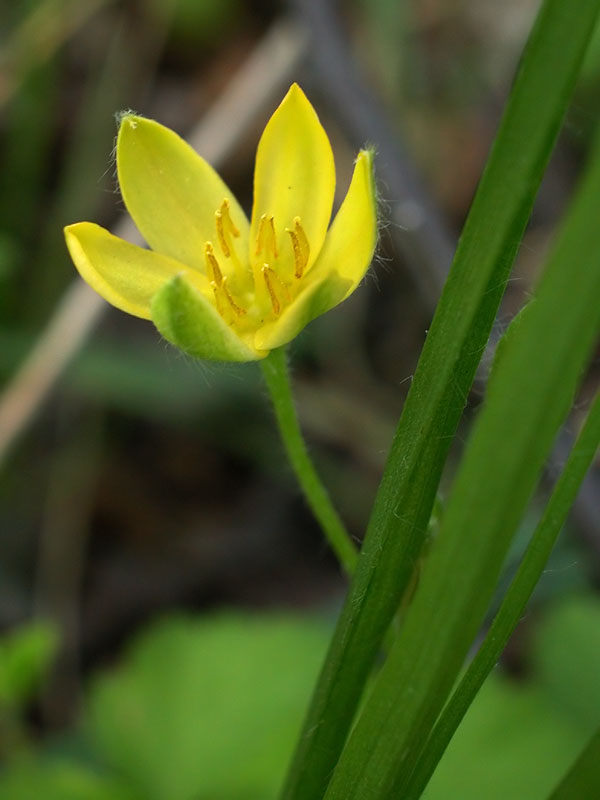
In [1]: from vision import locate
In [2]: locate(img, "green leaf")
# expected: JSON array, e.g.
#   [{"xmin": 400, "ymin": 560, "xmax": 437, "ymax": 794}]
[
  {"xmin": 88, "ymin": 614, "xmax": 330, "ymax": 800},
  {"xmin": 425, "ymin": 596, "xmax": 600, "ymax": 799},
  {"xmin": 0, "ymin": 761, "xmax": 139, "ymax": 800},
  {"xmin": 324, "ymin": 69, "xmax": 600, "ymax": 799},
  {"xmin": 0, "ymin": 622, "xmax": 58, "ymax": 709},
  {"xmin": 548, "ymin": 728, "xmax": 600, "ymax": 800},
  {"xmin": 423, "ymin": 676, "xmax": 586, "ymax": 800},
  {"xmin": 281, "ymin": 2, "xmax": 600, "ymax": 796},
  {"xmin": 532, "ymin": 597, "xmax": 600, "ymax": 729},
  {"xmin": 403, "ymin": 392, "xmax": 600, "ymax": 798}
]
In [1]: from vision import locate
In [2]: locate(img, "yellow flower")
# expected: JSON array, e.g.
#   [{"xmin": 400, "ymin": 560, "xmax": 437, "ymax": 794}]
[{"xmin": 64, "ymin": 84, "xmax": 377, "ymax": 361}]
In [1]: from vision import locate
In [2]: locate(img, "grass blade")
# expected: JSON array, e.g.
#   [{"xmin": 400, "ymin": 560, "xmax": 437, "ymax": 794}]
[
  {"xmin": 281, "ymin": 2, "xmax": 600, "ymax": 796},
  {"xmin": 324, "ymin": 102, "xmax": 600, "ymax": 800}
]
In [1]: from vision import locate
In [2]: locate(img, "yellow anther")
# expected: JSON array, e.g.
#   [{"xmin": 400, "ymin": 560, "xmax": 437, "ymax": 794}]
[
  {"xmin": 221, "ymin": 276, "xmax": 246, "ymax": 317},
  {"xmin": 262, "ymin": 265, "xmax": 281, "ymax": 316},
  {"xmin": 256, "ymin": 214, "xmax": 278, "ymax": 259},
  {"xmin": 210, "ymin": 281, "xmax": 227, "ymax": 318},
  {"xmin": 261, "ymin": 264, "xmax": 290, "ymax": 316},
  {"xmin": 215, "ymin": 198, "xmax": 240, "ymax": 258},
  {"xmin": 215, "ymin": 212, "xmax": 230, "ymax": 257},
  {"xmin": 286, "ymin": 217, "xmax": 310, "ymax": 279},
  {"xmin": 221, "ymin": 199, "xmax": 240, "ymax": 236},
  {"xmin": 204, "ymin": 242, "xmax": 222, "ymax": 285}
]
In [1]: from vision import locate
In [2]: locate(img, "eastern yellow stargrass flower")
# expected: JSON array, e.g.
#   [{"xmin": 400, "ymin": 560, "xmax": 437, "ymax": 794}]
[{"xmin": 64, "ymin": 84, "xmax": 377, "ymax": 361}]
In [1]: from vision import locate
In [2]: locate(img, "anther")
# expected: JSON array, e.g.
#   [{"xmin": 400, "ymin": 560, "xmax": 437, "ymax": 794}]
[
  {"xmin": 215, "ymin": 199, "xmax": 240, "ymax": 258},
  {"xmin": 262, "ymin": 265, "xmax": 281, "ymax": 316},
  {"xmin": 221, "ymin": 276, "xmax": 246, "ymax": 317},
  {"xmin": 204, "ymin": 242, "xmax": 222, "ymax": 285},
  {"xmin": 262, "ymin": 264, "xmax": 290, "ymax": 316},
  {"xmin": 256, "ymin": 214, "xmax": 278, "ymax": 259},
  {"xmin": 215, "ymin": 212, "xmax": 230, "ymax": 257},
  {"xmin": 210, "ymin": 281, "xmax": 227, "ymax": 318},
  {"xmin": 286, "ymin": 217, "xmax": 309, "ymax": 279}
]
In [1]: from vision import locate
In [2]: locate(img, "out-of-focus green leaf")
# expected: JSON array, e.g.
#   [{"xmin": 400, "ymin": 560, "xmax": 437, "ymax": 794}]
[
  {"xmin": 424, "ymin": 595, "xmax": 600, "ymax": 800},
  {"xmin": 423, "ymin": 677, "xmax": 585, "ymax": 800},
  {"xmin": 88, "ymin": 614, "xmax": 330, "ymax": 800},
  {"xmin": 0, "ymin": 622, "xmax": 58, "ymax": 709},
  {"xmin": 404, "ymin": 393, "xmax": 600, "ymax": 798},
  {"xmin": 532, "ymin": 596, "xmax": 600, "ymax": 729},
  {"xmin": 548, "ymin": 728, "xmax": 600, "ymax": 800},
  {"xmin": 0, "ymin": 760, "xmax": 139, "ymax": 800}
]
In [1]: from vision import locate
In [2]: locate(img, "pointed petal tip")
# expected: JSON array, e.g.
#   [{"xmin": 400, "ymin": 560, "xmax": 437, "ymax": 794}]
[
  {"xmin": 63, "ymin": 222, "xmax": 77, "ymax": 239},
  {"xmin": 63, "ymin": 221, "xmax": 93, "ymax": 250},
  {"xmin": 116, "ymin": 110, "xmax": 143, "ymax": 129},
  {"xmin": 279, "ymin": 82, "xmax": 313, "ymax": 114},
  {"xmin": 116, "ymin": 113, "xmax": 152, "ymax": 146},
  {"xmin": 358, "ymin": 147, "xmax": 376, "ymax": 164}
]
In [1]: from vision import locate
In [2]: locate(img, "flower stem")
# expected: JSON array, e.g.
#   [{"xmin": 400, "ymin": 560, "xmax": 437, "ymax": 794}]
[{"xmin": 260, "ymin": 347, "xmax": 357, "ymax": 575}]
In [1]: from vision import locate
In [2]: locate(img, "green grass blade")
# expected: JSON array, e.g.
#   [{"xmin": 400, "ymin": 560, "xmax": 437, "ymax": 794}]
[
  {"xmin": 404, "ymin": 391, "xmax": 600, "ymax": 799},
  {"xmin": 547, "ymin": 728, "xmax": 600, "ymax": 800},
  {"xmin": 323, "ymin": 102, "xmax": 600, "ymax": 800},
  {"xmin": 280, "ymin": 2, "xmax": 600, "ymax": 797}
]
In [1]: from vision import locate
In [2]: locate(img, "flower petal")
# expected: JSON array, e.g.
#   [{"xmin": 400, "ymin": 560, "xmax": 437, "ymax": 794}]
[
  {"xmin": 250, "ymin": 84, "xmax": 335, "ymax": 272},
  {"xmin": 151, "ymin": 274, "xmax": 267, "ymax": 362},
  {"xmin": 64, "ymin": 222, "xmax": 208, "ymax": 319},
  {"xmin": 309, "ymin": 148, "xmax": 378, "ymax": 307},
  {"xmin": 254, "ymin": 273, "xmax": 352, "ymax": 351},
  {"xmin": 117, "ymin": 115, "xmax": 249, "ymax": 272}
]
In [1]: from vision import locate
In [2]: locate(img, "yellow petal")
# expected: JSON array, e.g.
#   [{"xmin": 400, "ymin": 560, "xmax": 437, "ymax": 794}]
[
  {"xmin": 117, "ymin": 115, "xmax": 249, "ymax": 272},
  {"xmin": 64, "ymin": 222, "xmax": 208, "ymax": 319},
  {"xmin": 309, "ymin": 149, "xmax": 378, "ymax": 307},
  {"xmin": 151, "ymin": 275, "xmax": 266, "ymax": 362},
  {"xmin": 254, "ymin": 273, "xmax": 352, "ymax": 351},
  {"xmin": 250, "ymin": 84, "xmax": 335, "ymax": 273}
]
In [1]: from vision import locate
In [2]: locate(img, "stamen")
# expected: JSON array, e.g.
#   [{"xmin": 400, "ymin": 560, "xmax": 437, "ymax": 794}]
[
  {"xmin": 221, "ymin": 276, "xmax": 246, "ymax": 317},
  {"xmin": 215, "ymin": 198, "xmax": 240, "ymax": 258},
  {"xmin": 286, "ymin": 217, "xmax": 310, "ymax": 279},
  {"xmin": 211, "ymin": 281, "xmax": 227, "ymax": 318},
  {"xmin": 221, "ymin": 199, "xmax": 240, "ymax": 236},
  {"xmin": 204, "ymin": 242, "xmax": 222, "ymax": 285},
  {"xmin": 261, "ymin": 264, "xmax": 290, "ymax": 316},
  {"xmin": 255, "ymin": 214, "xmax": 278, "ymax": 258},
  {"xmin": 215, "ymin": 212, "xmax": 230, "ymax": 257},
  {"xmin": 262, "ymin": 265, "xmax": 281, "ymax": 316}
]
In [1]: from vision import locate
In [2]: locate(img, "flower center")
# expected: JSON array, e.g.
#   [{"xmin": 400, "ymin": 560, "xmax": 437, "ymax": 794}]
[{"xmin": 204, "ymin": 199, "xmax": 310, "ymax": 328}]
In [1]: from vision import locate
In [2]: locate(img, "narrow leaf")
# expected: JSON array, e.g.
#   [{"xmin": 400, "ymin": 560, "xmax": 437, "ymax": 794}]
[{"xmin": 324, "ymin": 94, "xmax": 600, "ymax": 799}]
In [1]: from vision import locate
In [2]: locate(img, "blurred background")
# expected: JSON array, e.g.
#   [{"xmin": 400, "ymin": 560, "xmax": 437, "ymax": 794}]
[{"xmin": 0, "ymin": 1, "xmax": 599, "ymax": 798}]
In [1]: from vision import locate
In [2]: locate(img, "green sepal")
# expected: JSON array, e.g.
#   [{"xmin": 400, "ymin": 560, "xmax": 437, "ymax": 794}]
[{"xmin": 151, "ymin": 274, "xmax": 266, "ymax": 362}]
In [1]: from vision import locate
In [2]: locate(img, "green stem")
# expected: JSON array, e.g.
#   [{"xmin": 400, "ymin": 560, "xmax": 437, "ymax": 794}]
[{"xmin": 260, "ymin": 347, "xmax": 357, "ymax": 575}]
